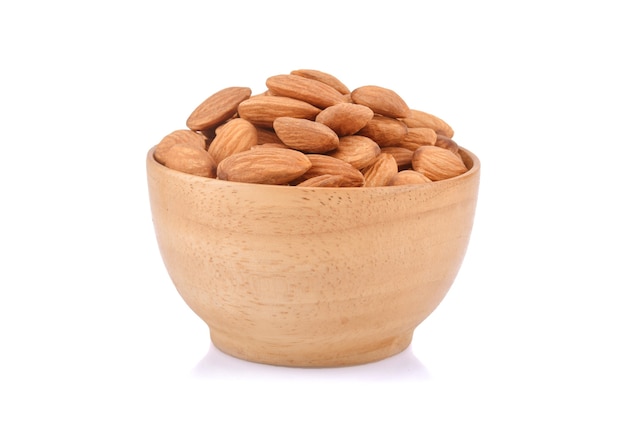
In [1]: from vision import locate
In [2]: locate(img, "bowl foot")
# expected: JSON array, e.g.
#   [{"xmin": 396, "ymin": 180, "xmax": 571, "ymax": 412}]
[{"xmin": 209, "ymin": 328, "xmax": 414, "ymax": 368}]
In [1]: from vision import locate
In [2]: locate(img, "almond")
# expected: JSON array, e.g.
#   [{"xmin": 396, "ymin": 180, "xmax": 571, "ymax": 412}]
[
  {"xmin": 357, "ymin": 115, "xmax": 408, "ymax": 147},
  {"xmin": 156, "ymin": 142, "xmax": 216, "ymax": 178},
  {"xmin": 315, "ymin": 103, "xmax": 374, "ymax": 136},
  {"xmin": 186, "ymin": 87, "xmax": 251, "ymax": 131},
  {"xmin": 217, "ymin": 147, "xmax": 312, "ymax": 185},
  {"xmin": 397, "ymin": 127, "xmax": 438, "ymax": 151},
  {"xmin": 328, "ymin": 135, "xmax": 381, "ymax": 170},
  {"xmin": 273, "ymin": 117, "xmax": 339, "ymax": 153},
  {"xmin": 156, "ymin": 70, "xmax": 469, "ymax": 187},
  {"xmin": 266, "ymin": 74, "xmax": 346, "ymax": 109},
  {"xmin": 380, "ymin": 147, "xmax": 414, "ymax": 168},
  {"xmin": 238, "ymin": 95, "xmax": 321, "ymax": 128},
  {"xmin": 351, "ymin": 85, "xmax": 411, "ymax": 118},
  {"xmin": 290, "ymin": 69, "xmax": 351, "ymax": 94},
  {"xmin": 434, "ymin": 134, "xmax": 460, "ymax": 155},
  {"xmin": 412, "ymin": 145, "xmax": 468, "ymax": 181},
  {"xmin": 154, "ymin": 129, "xmax": 207, "ymax": 164},
  {"xmin": 297, "ymin": 154, "xmax": 365, "ymax": 187},
  {"xmin": 198, "ymin": 128, "xmax": 217, "ymax": 143},
  {"xmin": 362, "ymin": 153, "xmax": 398, "ymax": 187},
  {"xmin": 252, "ymin": 142, "xmax": 291, "ymax": 150},
  {"xmin": 341, "ymin": 93, "xmax": 353, "ymax": 103},
  {"xmin": 296, "ymin": 174, "xmax": 347, "ymax": 187},
  {"xmin": 207, "ymin": 118, "xmax": 258, "ymax": 164},
  {"xmin": 255, "ymin": 127, "xmax": 283, "ymax": 145},
  {"xmin": 389, "ymin": 170, "xmax": 432, "ymax": 186},
  {"xmin": 402, "ymin": 109, "xmax": 454, "ymax": 138}
]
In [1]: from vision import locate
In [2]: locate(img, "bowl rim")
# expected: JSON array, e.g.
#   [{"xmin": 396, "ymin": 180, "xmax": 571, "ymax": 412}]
[{"xmin": 146, "ymin": 145, "xmax": 480, "ymax": 192}]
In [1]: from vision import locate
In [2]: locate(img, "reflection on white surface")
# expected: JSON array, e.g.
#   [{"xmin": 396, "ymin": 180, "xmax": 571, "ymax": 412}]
[{"xmin": 192, "ymin": 342, "xmax": 430, "ymax": 382}]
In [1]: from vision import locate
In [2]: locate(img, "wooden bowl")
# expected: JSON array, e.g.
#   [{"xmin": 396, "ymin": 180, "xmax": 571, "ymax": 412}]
[{"xmin": 146, "ymin": 146, "xmax": 480, "ymax": 367}]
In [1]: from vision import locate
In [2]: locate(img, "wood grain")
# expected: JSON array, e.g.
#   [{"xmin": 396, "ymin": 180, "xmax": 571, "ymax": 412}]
[{"xmin": 146, "ymin": 146, "xmax": 480, "ymax": 367}]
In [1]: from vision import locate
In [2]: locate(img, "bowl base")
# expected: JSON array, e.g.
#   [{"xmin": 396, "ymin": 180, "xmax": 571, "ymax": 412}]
[{"xmin": 209, "ymin": 328, "xmax": 414, "ymax": 367}]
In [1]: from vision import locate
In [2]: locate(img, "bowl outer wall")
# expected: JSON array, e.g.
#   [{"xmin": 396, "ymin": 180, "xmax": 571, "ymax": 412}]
[{"xmin": 146, "ymin": 146, "xmax": 480, "ymax": 366}]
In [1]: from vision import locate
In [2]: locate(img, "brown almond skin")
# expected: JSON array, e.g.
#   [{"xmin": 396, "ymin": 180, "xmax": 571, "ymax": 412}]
[
  {"xmin": 255, "ymin": 127, "xmax": 283, "ymax": 145},
  {"xmin": 411, "ymin": 145, "xmax": 468, "ymax": 181},
  {"xmin": 296, "ymin": 174, "xmax": 347, "ymax": 187},
  {"xmin": 186, "ymin": 87, "xmax": 251, "ymax": 131},
  {"xmin": 380, "ymin": 146, "xmax": 414, "ymax": 168},
  {"xmin": 434, "ymin": 134, "xmax": 460, "ymax": 155},
  {"xmin": 328, "ymin": 135, "xmax": 381, "ymax": 170},
  {"xmin": 154, "ymin": 129, "xmax": 207, "ymax": 164},
  {"xmin": 389, "ymin": 170, "xmax": 433, "ymax": 186},
  {"xmin": 252, "ymin": 142, "xmax": 291, "ymax": 150},
  {"xmin": 266, "ymin": 74, "xmax": 346, "ymax": 109},
  {"xmin": 297, "ymin": 154, "xmax": 365, "ymax": 187},
  {"xmin": 238, "ymin": 95, "xmax": 321, "ymax": 128},
  {"xmin": 208, "ymin": 118, "xmax": 258, "ymax": 164},
  {"xmin": 398, "ymin": 127, "xmax": 438, "ymax": 151},
  {"xmin": 156, "ymin": 142, "xmax": 217, "ymax": 178},
  {"xmin": 315, "ymin": 103, "xmax": 374, "ymax": 136},
  {"xmin": 362, "ymin": 153, "xmax": 398, "ymax": 187},
  {"xmin": 273, "ymin": 117, "xmax": 339, "ymax": 153},
  {"xmin": 290, "ymin": 69, "xmax": 351, "ymax": 94},
  {"xmin": 402, "ymin": 109, "xmax": 454, "ymax": 138},
  {"xmin": 341, "ymin": 93, "xmax": 353, "ymax": 103},
  {"xmin": 357, "ymin": 115, "xmax": 408, "ymax": 147},
  {"xmin": 217, "ymin": 147, "xmax": 312, "ymax": 185},
  {"xmin": 351, "ymin": 85, "xmax": 411, "ymax": 119},
  {"xmin": 198, "ymin": 128, "xmax": 217, "ymax": 143}
]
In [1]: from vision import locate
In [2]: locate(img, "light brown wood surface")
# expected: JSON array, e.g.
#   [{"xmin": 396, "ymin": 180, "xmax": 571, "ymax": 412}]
[{"xmin": 146, "ymin": 146, "xmax": 480, "ymax": 367}]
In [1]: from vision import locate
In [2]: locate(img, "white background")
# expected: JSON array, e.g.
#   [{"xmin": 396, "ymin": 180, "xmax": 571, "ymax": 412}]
[{"xmin": 1, "ymin": 1, "xmax": 624, "ymax": 432}]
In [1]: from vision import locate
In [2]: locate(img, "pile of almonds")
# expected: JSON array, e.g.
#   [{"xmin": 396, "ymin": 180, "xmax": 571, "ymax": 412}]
[{"xmin": 153, "ymin": 69, "xmax": 468, "ymax": 187}]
